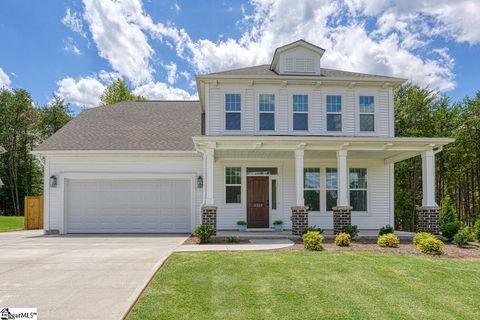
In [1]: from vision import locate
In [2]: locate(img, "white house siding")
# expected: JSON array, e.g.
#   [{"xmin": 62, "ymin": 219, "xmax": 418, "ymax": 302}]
[
  {"xmin": 213, "ymin": 157, "xmax": 393, "ymax": 230},
  {"xmin": 44, "ymin": 155, "xmax": 203, "ymax": 233},
  {"xmin": 207, "ymin": 84, "xmax": 393, "ymax": 137}
]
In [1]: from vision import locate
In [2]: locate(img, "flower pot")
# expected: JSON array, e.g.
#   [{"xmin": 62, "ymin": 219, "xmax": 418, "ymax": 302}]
[
  {"xmin": 274, "ymin": 224, "xmax": 283, "ymax": 232},
  {"xmin": 238, "ymin": 225, "xmax": 246, "ymax": 232}
]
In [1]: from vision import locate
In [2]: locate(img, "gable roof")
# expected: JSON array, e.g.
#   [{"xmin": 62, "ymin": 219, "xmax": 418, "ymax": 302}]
[
  {"xmin": 270, "ymin": 39, "xmax": 326, "ymax": 71},
  {"xmin": 201, "ymin": 64, "xmax": 405, "ymax": 81},
  {"xmin": 35, "ymin": 101, "xmax": 201, "ymax": 152}
]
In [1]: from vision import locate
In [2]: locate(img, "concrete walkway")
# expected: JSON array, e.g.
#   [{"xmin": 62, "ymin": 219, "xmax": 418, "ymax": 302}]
[
  {"xmin": 0, "ymin": 230, "xmax": 187, "ymax": 320},
  {"xmin": 175, "ymin": 239, "xmax": 294, "ymax": 252}
]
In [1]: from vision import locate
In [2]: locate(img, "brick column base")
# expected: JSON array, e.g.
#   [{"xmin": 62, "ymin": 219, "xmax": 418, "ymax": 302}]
[
  {"xmin": 291, "ymin": 206, "xmax": 309, "ymax": 236},
  {"xmin": 333, "ymin": 206, "xmax": 352, "ymax": 235},
  {"xmin": 201, "ymin": 206, "xmax": 217, "ymax": 235},
  {"xmin": 416, "ymin": 206, "xmax": 440, "ymax": 235}
]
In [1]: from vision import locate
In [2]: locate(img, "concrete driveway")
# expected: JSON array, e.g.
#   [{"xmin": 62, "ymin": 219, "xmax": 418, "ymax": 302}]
[{"xmin": 0, "ymin": 230, "xmax": 187, "ymax": 320}]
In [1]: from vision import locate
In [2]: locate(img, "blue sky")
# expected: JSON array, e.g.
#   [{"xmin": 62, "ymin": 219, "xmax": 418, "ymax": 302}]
[{"xmin": 0, "ymin": 0, "xmax": 479, "ymax": 113}]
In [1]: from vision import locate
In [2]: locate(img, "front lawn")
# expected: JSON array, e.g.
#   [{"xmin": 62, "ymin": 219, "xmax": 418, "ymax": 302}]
[
  {"xmin": 128, "ymin": 252, "xmax": 480, "ymax": 320},
  {"xmin": 0, "ymin": 216, "xmax": 24, "ymax": 232}
]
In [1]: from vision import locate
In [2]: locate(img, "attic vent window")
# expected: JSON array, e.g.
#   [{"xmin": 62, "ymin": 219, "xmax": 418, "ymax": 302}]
[{"xmin": 285, "ymin": 57, "xmax": 315, "ymax": 73}]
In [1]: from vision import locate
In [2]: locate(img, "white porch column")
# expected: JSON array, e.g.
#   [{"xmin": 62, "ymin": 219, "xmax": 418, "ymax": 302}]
[
  {"xmin": 294, "ymin": 149, "xmax": 305, "ymax": 206},
  {"xmin": 421, "ymin": 149, "xmax": 437, "ymax": 207},
  {"xmin": 336, "ymin": 149, "xmax": 349, "ymax": 207},
  {"xmin": 205, "ymin": 148, "xmax": 215, "ymax": 205}
]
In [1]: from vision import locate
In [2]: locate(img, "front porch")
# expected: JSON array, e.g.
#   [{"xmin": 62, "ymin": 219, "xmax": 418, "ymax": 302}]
[{"xmin": 194, "ymin": 136, "xmax": 453, "ymax": 235}]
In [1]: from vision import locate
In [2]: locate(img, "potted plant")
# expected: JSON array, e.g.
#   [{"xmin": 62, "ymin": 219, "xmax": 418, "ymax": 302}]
[
  {"xmin": 237, "ymin": 220, "xmax": 247, "ymax": 232},
  {"xmin": 273, "ymin": 220, "xmax": 283, "ymax": 232}
]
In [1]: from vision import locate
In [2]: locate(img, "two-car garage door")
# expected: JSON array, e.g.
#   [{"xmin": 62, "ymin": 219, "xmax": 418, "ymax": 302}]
[{"xmin": 66, "ymin": 179, "xmax": 191, "ymax": 233}]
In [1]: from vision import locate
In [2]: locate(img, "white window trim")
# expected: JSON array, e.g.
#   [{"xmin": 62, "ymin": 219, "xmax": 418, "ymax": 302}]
[
  {"xmin": 224, "ymin": 166, "xmax": 242, "ymax": 205},
  {"xmin": 223, "ymin": 92, "xmax": 244, "ymax": 133},
  {"xmin": 323, "ymin": 93, "xmax": 345, "ymax": 134},
  {"xmin": 290, "ymin": 93, "xmax": 311, "ymax": 132},
  {"xmin": 355, "ymin": 92, "xmax": 377, "ymax": 135},
  {"xmin": 348, "ymin": 168, "xmax": 368, "ymax": 213},
  {"xmin": 257, "ymin": 92, "xmax": 277, "ymax": 133},
  {"xmin": 325, "ymin": 167, "xmax": 338, "ymax": 212},
  {"xmin": 304, "ymin": 168, "xmax": 321, "ymax": 212}
]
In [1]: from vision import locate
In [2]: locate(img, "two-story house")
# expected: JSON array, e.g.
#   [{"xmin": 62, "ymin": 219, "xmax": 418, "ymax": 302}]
[{"xmin": 34, "ymin": 40, "xmax": 453, "ymax": 235}]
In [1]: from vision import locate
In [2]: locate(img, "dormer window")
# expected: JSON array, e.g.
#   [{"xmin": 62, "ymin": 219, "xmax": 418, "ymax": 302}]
[{"xmin": 225, "ymin": 93, "xmax": 241, "ymax": 130}]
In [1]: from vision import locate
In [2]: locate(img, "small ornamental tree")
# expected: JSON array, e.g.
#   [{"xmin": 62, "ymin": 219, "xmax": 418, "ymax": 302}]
[{"xmin": 439, "ymin": 195, "xmax": 461, "ymax": 240}]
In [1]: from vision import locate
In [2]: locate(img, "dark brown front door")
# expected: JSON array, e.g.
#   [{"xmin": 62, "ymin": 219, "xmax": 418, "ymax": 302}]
[{"xmin": 247, "ymin": 176, "xmax": 269, "ymax": 228}]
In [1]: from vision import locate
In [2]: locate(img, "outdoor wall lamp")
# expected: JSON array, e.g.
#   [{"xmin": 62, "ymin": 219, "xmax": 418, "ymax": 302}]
[
  {"xmin": 197, "ymin": 175, "xmax": 203, "ymax": 188},
  {"xmin": 49, "ymin": 175, "xmax": 58, "ymax": 188}
]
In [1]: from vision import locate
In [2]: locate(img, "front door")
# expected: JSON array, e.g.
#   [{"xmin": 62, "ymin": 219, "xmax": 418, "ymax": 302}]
[{"xmin": 247, "ymin": 176, "xmax": 269, "ymax": 228}]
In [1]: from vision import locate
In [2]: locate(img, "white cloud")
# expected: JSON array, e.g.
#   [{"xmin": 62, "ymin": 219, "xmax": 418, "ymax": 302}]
[
  {"xmin": 62, "ymin": 8, "xmax": 86, "ymax": 37},
  {"xmin": 0, "ymin": 67, "xmax": 11, "ymax": 88},
  {"xmin": 164, "ymin": 62, "xmax": 178, "ymax": 85},
  {"xmin": 82, "ymin": 0, "xmax": 154, "ymax": 85},
  {"xmin": 64, "ymin": 37, "xmax": 81, "ymax": 55},
  {"xmin": 133, "ymin": 82, "xmax": 197, "ymax": 100},
  {"xmin": 55, "ymin": 76, "xmax": 105, "ymax": 108}
]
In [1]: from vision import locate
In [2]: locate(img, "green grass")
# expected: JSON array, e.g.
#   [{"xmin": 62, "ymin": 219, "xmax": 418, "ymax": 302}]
[
  {"xmin": 0, "ymin": 216, "xmax": 24, "ymax": 232},
  {"xmin": 128, "ymin": 251, "xmax": 480, "ymax": 320}
]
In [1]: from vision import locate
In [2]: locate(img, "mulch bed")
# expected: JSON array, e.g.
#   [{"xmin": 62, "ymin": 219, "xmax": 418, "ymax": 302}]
[
  {"xmin": 183, "ymin": 235, "xmax": 249, "ymax": 245},
  {"xmin": 275, "ymin": 239, "xmax": 480, "ymax": 259}
]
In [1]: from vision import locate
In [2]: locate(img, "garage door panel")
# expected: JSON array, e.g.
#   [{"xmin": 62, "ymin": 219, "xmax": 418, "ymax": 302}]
[{"xmin": 67, "ymin": 179, "xmax": 191, "ymax": 233}]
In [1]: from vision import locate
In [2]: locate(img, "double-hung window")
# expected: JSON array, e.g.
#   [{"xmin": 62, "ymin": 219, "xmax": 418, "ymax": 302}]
[
  {"xmin": 225, "ymin": 167, "xmax": 241, "ymax": 203},
  {"xmin": 304, "ymin": 168, "xmax": 320, "ymax": 211},
  {"xmin": 259, "ymin": 94, "xmax": 275, "ymax": 130},
  {"xmin": 326, "ymin": 95, "xmax": 342, "ymax": 131},
  {"xmin": 225, "ymin": 94, "xmax": 241, "ymax": 130},
  {"xmin": 359, "ymin": 96, "xmax": 375, "ymax": 132},
  {"xmin": 325, "ymin": 168, "xmax": 338, "ymax": 211},
  {"xmin": 349, "ymin": 168, "xmax": 367, "ymax": 211},
  {"xmin": 293, "ymin": 95, "xmax": 308, "ymax": 131}
]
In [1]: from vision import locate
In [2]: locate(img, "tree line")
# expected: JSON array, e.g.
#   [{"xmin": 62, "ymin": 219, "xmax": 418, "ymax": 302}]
[{"xmin": 0, "ymin": 80, "xmax": 478, "ymax": 230}]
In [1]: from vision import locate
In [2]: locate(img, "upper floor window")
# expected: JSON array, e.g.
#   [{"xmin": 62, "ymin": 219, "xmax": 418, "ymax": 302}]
[
  {"xmin": 225, "ymin": 167, "xmax": 241, "ymax": 203},
  {"xmin": 326, "ymin": 168, "xmax": 338, "ymax": 211},
  {"xmin": 326, "ymin": 95, "xmax": 342, "ymax": 131},
  {"xmin": 304, "ymin": 168, "xmax": 320, "ymax": 211},
  {"xmin": 259, "ymin": 94, "xmax": 275, "ymax": 131},
  {"xmin": 225, "ymin": 94, "xmax": 241, "ymax": 130},
  {"xmin": 293, "ymin": 95, "xmax": 308, "ymax": 131},
  {"xmin": 350, "ymin": 168, "xmax": 367, "ymax": 211},
  {"xmin": 359, "ymin": 96, "xmax": 375, "ymax": 132}
]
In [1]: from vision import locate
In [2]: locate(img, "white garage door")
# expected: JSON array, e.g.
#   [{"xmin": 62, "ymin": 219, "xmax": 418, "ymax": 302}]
[{"xmin": 66, "ymin": 179, "xmax": 191, "ymax": 233}]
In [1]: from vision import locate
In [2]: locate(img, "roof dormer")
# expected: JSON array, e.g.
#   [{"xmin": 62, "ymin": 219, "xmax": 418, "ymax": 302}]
[{"xmin": 270, "ymin": 39, "xmax": 325, "ymax": 75}]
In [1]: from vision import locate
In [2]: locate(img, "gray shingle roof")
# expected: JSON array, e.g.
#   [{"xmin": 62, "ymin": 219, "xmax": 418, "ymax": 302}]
[
  {"xmin": 35, "ymin": 101, "xmax": 201, "ymax": 151},
  {"xmin": 203, "ymin": 64, "xmax": 404, "ymax": 81}
]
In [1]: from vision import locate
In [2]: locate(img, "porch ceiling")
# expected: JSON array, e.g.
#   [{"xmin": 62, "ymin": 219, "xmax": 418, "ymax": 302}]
[{"xmin": 193, "ymin": 136, "xmax": 454, "ymax": 164}]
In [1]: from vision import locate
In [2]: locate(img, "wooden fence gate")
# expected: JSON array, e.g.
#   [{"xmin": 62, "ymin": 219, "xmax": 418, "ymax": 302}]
[{"xmin": 24, "ymin": 196, "xmax": 43, "ymax": 230}]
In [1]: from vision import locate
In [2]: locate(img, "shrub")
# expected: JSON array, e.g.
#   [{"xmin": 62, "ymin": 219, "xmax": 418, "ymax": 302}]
[
  {"xmin": 302, "ymin": 231, "xmax": 324, "ymax": 251},
  {"xmin": 194, "ymin": 225, "xmax": 215, "ymax": 243},
  {"xmin": 439, "ymin": 195, "xmax": 460, "ymax": 240},
  {"xmin": 379, "ymin": 224, "xmax": 394, "ymax": 236},
  {"xmin": 377, "ymin": 233, "xmax": 400, "ymax": 248},
  {"xmin": 418, "ymin": 237, "xmax": 445, "ymax": 255},
  {"xmin": 335, "ymin": 233, "xmax": 351, "ymax": 247},
  {"xmin": 227, "ymin": 236, "xmax": 240, "ymax": 243},
  {"xmin": 413, "ymin": 232, "xmax": 433, "ymax": 247},
  {"xmin": 441, "ymin": 221, "xmax": 462, "ymax": 241},
  {"xmin": 344, "ymin": 225, "xmax": 359, "ymax": 239},
  {"xmin": 273, "ymin": 220, "xmax": 283, "ymax": 225},
  {"xmin": 237, "ymin": 220, "xmax": 247, "ymax": 226},
  {"xmin": 452, "ymin": 228, "xmax": 474, "ymax": 247},
  {"xmin": 302, "ymin": 225, "xmax": 324, "ymax": 235},
  {"xmin": 473, "ymin": 218, "xmax": 480, "ymax": 241}
]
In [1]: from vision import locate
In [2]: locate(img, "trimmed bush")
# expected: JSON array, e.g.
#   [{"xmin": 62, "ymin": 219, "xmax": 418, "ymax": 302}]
[
  {"xmin": 379, "ymin": 225, "xmax": 394, "ymax": 236},
  {"xmin": 473, "ymin": 218, "xmax": 480, "ymax": 241},
  {"xmin": 335, "ymin": 233, "xmax": 351, "ymax": 247},
  {"xmin": 302, "ymin": 225, "xmax": 324, "ymax": 235},
  {"xmin": 413, "ymin": 232, "xmax": 433, "ymax": 247},
  {"xmin": 344, "ymin": 225, "xmax": 359, "ymax": 239},
  {"xmin": 452, "ymin": 228, "xmax": 474, "ymax": 247},
  {"xmin": 194, "ymin": 224, "xmax": 215, "ymax": 243},
  {"xmin": 418, "ymin": 237, "xmax": 445, "ymax": 255},
  {"xmin": 439, "ymin": 195, "xmax": 461, "ymax": 241},
  {"xmin": 302, "ymin": 231, "xmax": 324, "ymax": 251},
  {"xmin": 377, "ymin": 233, "xmax": 400, "ymax": 248}
]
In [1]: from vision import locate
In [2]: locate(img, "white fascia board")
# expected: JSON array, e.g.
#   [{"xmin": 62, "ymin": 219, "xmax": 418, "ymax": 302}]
[{"xmin": 31, "ymin": 150, "xmax": 200, "ymax": 157}]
